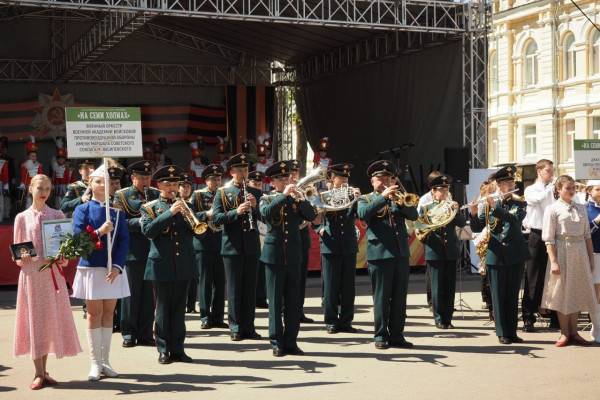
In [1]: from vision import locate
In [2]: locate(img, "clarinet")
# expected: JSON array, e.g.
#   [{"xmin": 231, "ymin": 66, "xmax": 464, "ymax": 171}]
[{"xmin": 242, "ymin": 179, "xmax": 256, "ymax": 231}]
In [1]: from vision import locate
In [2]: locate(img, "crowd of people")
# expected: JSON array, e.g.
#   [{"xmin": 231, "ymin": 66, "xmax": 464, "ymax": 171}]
[{"xmin": 9, "ymin": 138, "xmax": 600, "ymax": 390}]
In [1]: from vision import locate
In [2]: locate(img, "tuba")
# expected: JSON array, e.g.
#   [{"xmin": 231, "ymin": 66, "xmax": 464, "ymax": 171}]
[
  {"xmin": 175, "ymin": 193, "xmax": 208, "ymax": 235},
  {"xmin": 414, "ymin": 200, "xmax": 458, "ymax": 241},
  {"xmin": 296, "ymin": 167, "xmax": 359, "ymax": 211}
]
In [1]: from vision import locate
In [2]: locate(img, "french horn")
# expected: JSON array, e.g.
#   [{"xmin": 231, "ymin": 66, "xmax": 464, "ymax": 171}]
[
  {"xmin": 295, "ymin": 166, "xmax": 359, "ymax": 211},
  {"xmin": 414, "ymin": 200, "xmax": 458, "ymax": 241}
]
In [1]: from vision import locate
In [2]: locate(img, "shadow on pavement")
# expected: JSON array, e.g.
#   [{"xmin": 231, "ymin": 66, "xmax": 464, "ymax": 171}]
[
  {"xmin": 194, "ymin": 358, "xmax": 336, "ymax": 373},
  {"xmin": 252, "ymin": 381, "xmax": 350, "ymax": 389}
]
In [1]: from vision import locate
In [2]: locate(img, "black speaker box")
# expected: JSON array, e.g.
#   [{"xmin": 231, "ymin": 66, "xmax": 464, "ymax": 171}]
[{"xmin": 444, "ymin": 147, "xmax": 470, "ymax": 184}]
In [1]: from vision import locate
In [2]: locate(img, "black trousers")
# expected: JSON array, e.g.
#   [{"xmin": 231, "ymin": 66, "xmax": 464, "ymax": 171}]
[
  {"xmin": 154, "ymin": 281, "xmax": 189, "ymax": 355},
  {"xmin": 322, "ymin": 253, "xmax": 356, "ymax": 328},
  {"xmin": 266, "ymin": 261, "xmax": 301, "ymax": 349},
  {"xmin": 187, "ymin": 279, "xmax": 198, "ymax": 311},
  {"xmin": 121, "ymin": 261, "xmax": 155, "ymax": 342},
  {"xmin": 299, "ymin": 245, "xmax": 310, "ymax": 315},
  {"xmin": 488, "ymin": 263, "xmax": 523, "ymax": 338},
  {"xmin": 197, "ymin": 251, "xmax": 225, "ymax": 325},
  {"xmin": 428, "ymin": 259, "xmax": 456, "ymax": 325},
  {"xmin": 256, "ymin": 261, "xmax": 267, "ymax": 303},
  {"xmin": 223, "ymin": 254, "xmax": 258, "ymax": 336},
  {"xmin": 522, "ymin": 229, "xmax": 558, "ymax": 325}
]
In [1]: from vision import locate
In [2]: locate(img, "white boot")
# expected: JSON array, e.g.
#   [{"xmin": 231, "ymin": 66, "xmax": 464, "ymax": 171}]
[
  {"xmin": 100, "ymin": 327, "xmax": 119, "ymax": 377},
  {"xmin": 86, "ymin": 328, "xmax": 102, "ymax": 381},
  {"xmin": 590, "ymin": 307, "xmax": 600, "ymax": 343}
]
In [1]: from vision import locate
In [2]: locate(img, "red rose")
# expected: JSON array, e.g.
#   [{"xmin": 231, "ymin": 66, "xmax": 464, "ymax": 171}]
[
  {"xmin": 94, "ymin": 241, "xmax": 104, "ymax": 250},
  {"xmin": 85, "ymin": 225, "xmax": 95, "ymax": 234},
  {"xmin": 90, "ymin": 231, "xmax": 99, "ymax": 241}
]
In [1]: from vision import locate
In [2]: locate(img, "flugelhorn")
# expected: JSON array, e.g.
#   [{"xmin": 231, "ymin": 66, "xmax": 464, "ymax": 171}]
[
  {"xmin": 459, "ymin": 189, "xmax": 519, "ymax": 210},
  {"xmin": 383, "ymin": 184, "xmax": 419, "ymax": 207},
  {"xmin": 174, "ymin": 192, "xmax": 208, "ymax": 235}
]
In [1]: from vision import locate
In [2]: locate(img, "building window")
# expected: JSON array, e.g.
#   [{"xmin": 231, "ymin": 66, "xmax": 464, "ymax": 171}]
[
  {"xmin": 523, "ymin": 124, "xmax": 537, "ymax": 156},
  {"xmin": 563, "ymin": 33, "xmax": 576, "ymax": 79},
  {"xmin": 489, "ymin": 52, "xmax": 499, "ymax": 93},
  {"xmin": 592, "ymin": 31, "xmax": 600, "ymax": 75},
  {"xmin": 524, "ymin": 40, "xmax": 538, "ymax": 87},
  {"xmin": 489, "ymin": 127, "xmax": 499, "ymax": 166},
  {"xmin": 563, "ymin": 119, "xmax": 575, "ymax": 162},
  {"xmin": 593, "ymin": 116, "xmax": 600, "ymax": 139}
]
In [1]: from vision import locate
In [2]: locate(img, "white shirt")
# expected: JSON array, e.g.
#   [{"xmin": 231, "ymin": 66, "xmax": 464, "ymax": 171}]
[
  {"xmin": 523, "ymin": 179, "xmax": 555, "ymax": 230},
  {"xmin": 417, "ymin": 191, "xmax": 433, "ymax": 214}
]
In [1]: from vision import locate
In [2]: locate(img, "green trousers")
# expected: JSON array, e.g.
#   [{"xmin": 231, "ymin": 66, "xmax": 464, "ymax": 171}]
[
  {"xmin": 322, "ymin": 253, "xmax": 356, "ymax": 328},
  {"xmin": 197, "ymin": 251, "xmax": 225, "ymax": 325},
  {"xmin": 223, "ymin": 255, "xmax": 258, "ymax": 336},
  {"xmin": 265, "ymin": 261, "xmax": 301, "ymax": 349},
  {"xmin": 368, "ymin": 257, "xmax": 409, "ymax": 343},
  {"xmin": 256, "ymin": 261, "xmax": 267, "ymax": 303},
  {"xmin": 488, "ymin": 263, "xmax": 524, "ymax": 338},
  {"xmin": 154, "ymin": 281, "xmax": 189, "ymax": 355},
  {"xmin": 427, "ymin": 259, "xmax": 457, "ymax": 325},
  {"xmin": 121, "ymin": 261, "xmax": 155, "ymax": 342}
]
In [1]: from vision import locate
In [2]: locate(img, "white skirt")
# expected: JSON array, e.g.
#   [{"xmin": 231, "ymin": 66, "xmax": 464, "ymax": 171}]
[{"xmin": 72, "ymin": 266, "xmax": 131, "ymax": 300}]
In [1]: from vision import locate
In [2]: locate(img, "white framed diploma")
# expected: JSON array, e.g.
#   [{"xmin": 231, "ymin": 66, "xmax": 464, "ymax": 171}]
[{"xmin": 41, "ymin": 218, "xmax": 73, "ymax": 258}]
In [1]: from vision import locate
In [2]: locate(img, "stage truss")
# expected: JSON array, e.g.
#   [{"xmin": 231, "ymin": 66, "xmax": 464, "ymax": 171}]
[{"xmin": 0, "ymin": 0, "xmax": 489, "ymax": 167}]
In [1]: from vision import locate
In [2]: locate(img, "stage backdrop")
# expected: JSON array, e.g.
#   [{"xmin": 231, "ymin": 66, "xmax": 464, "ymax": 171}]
[{"xmin": 296, "ymin": 41, "xmax": 463, "ymax": 193}]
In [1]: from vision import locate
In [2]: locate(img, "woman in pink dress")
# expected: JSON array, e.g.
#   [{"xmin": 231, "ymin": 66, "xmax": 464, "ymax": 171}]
[{"xmin": 13, "ymin": 174, "xmax": 82, "ymax": 390}]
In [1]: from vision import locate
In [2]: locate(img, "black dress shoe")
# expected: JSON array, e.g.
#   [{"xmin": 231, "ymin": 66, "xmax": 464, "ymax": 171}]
[
  {"xmin": 231, "ymin": 333, "xmax": 243, "ymax": 341},
  {"xmin": 445, "ymin": 323, "xmax": 455, "ymax": 329},
  {"xmin": 523, "ymin": 322, "xmax": 535, "ymax": 332},
  {"xmin": 326, "ymin": 325, "xmax": 338, "ymax": 334},
  {"xmin": 338, "ymin": 326, "xmax": 358, "ymax": 333},
  {"xmin": 122, "ymin": 339, "xmax": 136, "ymax": 348},
  {"xmin": 286, "ymin": 347, "xmax": 305, "ymax": 356},
  {"xmin": 256, "ymin": 300, "xmax": 269, "ymax": 309},
  {"xmin": 498, "ymin": 336, "xmax": 512, "ymax": 345},
  {"xmin": 171, "ymin": 353, "xmax": 193, "ymax": 363},
  {"xmin": 137, "ymin": 338, "xmax": 156, "ymax": 346},
  {"xmin": 435, "ymin": 322, "xmax": 446, "ymax": 329},
  {"xmin": 200, "ymin": 321, "xmax": 211, "ymax": 330},
  {"xmin": 245, "ymin": 332, "xmax": 262, "ymax": 340},
  {"xmin": 158, "ymin": 352, "xmax": 171, "ymax": 364},
  {"xmin": 390, "ymin": 339, "xmax": 414, "ymax": 348},
  {"xmin": 509, "ymin": 336, "xmax": 524, "ymax": 343},
  {"xmin": 300, "ymin": 315, "xmax": 314, "ymax": 323},
  {"xmin": 375, "ymin": 341, "xmax": 390, "ymax": 350},
  {"xmin": 212, "ymin": 322, "xmax": 229, "ymax": 329},
  {"xmin": 272, "ymin": 347, "xmax": 285, "ymax": 357}
]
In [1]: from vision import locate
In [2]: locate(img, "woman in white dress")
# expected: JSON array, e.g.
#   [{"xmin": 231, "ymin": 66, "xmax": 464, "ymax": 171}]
[
  {"xmin": 71, "ymin": 165, "xmax": 130, "ymax": 380},
  {"xmin": 541, "ymin": 175, "xmax": 596, "ymax": 347}
]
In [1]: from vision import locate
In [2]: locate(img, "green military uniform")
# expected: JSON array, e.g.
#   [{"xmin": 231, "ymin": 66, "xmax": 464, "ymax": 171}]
[
  {"xmin": 418, "ymin": 174, "xmax": 466, "ymax": 329},
  {"xmin": 315, "ymin": 163, "xmax": 358, "ymax": 333},
  {"xmin": 60, "ymin": 180, "xmax": 88, "ymax": 216},
  {"xmin": 478, "ymin": 166, "xmax": 528, "ymax": 344},
  {"xmin": 212, "ymin": 153, "xmax": 262, "ymax": 340},
  {"xmin": 259, "ymin": 162, "xmax": 317, "ymax": 355},
  {"xmin": 190, "ymin": 164, "xmax": 226, "ymax": 329},
  {"xmin": 141, "ymin": 165, "xmax": 197, "ymax": 364},
  {"xmin": 113, "ymin": 161, "xmax": 159, "ymax": 347},
  {"xmin": 249, "ymin": 170, "xmax": 269, "ymax": 309},
  {"xmin": 357, "ymin": 160, "xmax": 418, "ymax": 349}
]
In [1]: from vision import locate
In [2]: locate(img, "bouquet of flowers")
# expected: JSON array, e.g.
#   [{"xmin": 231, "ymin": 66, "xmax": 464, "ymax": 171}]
[{"xmin": 39, "ymin": 225, "xmax": 104, "ymax": 272}]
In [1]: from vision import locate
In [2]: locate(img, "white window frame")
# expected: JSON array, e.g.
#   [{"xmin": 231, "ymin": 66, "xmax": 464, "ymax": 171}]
[
  {"xmin": 593, "ymin": 116, "xmax": 600, "ymax": 139},
  {"xmin": 564, "ymin": 119, "xmax": 575, "ymax": 162},
  {"xmin": 563, "ymin": 33, "xmax": 576, "ymax": 80},
  {"xmin": 524, "ymin": 41, "xmax": 538, "ymax": 88},
  {"xmin": 522, "ymin": 124, "xmax": 537, "ymax": 157},
  {"xmin": 489, "ymin": 52, "xmax": 499, "ymax": 93},
  {"xmin": 592, "ymin": 31, "xmax": 600, "ymax": 76}
]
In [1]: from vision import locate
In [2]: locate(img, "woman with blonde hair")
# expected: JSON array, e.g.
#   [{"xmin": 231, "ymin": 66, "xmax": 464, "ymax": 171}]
[
  {"xmin": 13, "ymin": 174, "xmax": 82, "ymax": 390},
  {"xmin": 541, "ymin": 175, "xmax": 597, "ymax": 347}
]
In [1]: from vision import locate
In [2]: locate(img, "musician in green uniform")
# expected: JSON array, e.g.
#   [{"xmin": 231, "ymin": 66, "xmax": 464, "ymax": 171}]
[
  {"xmin": 357, "ymin": 160, "xmax": 418, "ymax": 350},
  {"xmin": 260, "ymin": 161, "xmax": 317, "ymax": 356},
  {"xmin": 248, "ymin": 170, "xmax": 268, "ymax": 309},
  {"xmin": 141, "ymin": 165, "xmax": 196, "ymax": 364},
  {"xmin": 60, "ymin": 159, "xmax": 97, "ymax": 216},
  {"xmin": 315, "ymin": 163, "xmax": 360, "ymax": 333},
  {"xmin": 190, "ymin": 164, "xmax": 227, "ymax": 329},
  {"xmin": 478, "ymin": 166, "xmax": 528, "ymax": 344},
  {"xmin": 113, "ymin": 160, "xmax": 159, "ymax": 348},
  {"xmin": 212, "ymin": 153, "xmax": 262, "ymax": 341},
  {"xmin": 417, "ymin": 174, "xmax": 465, "ymax": 329},
  {"xmin": 178, "ymin": 173, "xmax": 198, "ymax": 314},
  {"xmin": 288, "ymin": 160, "xmax": 315, "ymax": 323}
]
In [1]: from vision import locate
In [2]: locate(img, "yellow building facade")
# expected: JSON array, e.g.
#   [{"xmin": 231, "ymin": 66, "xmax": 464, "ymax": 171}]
[{"xmin": 488, "ymin": 0, "xmax": 600, "ymax": 173}]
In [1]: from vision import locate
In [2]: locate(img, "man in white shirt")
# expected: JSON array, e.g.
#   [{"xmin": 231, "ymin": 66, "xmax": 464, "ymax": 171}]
[{"xmin": 522, "ymin": 159, "xmax": 558, "ymax": 331}]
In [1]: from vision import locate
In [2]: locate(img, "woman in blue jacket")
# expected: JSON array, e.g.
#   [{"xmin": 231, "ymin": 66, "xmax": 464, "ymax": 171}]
[
  {"xmin": 586, "ymin": 180, "xmax": 600, "ymax": 343},
  {"xmin": 71, "ymin": 165, "xmax": 130, "ymax": 381}
]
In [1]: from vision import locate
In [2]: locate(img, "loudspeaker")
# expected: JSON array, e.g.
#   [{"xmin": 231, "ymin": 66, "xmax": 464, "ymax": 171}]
[{"xmin": 444, "ymin": 147, "xmax": 470, "ymax": 184}]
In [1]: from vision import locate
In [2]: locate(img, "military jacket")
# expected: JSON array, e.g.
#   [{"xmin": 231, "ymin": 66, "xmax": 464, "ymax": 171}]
[
  {"xmin": 315, "ymin": 202, "xmax": 358, "ymax": 255},
  {"xmin": 418, "ymin": 200, "xmax": 466, "ymax": 261},
  {"xmin": 190, "ymin": 188, "xmax": 222, "ymax": 252},
  {"xmin": 60, "ymin": 180, "xmax": 88, "ymax": 215}
]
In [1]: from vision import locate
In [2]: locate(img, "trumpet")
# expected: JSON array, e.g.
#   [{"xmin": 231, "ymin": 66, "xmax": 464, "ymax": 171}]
[
  {"xmin": 383, "ymin": 184, "xmax": 419, "ymax": 207},
  {"xmin": 174, "ymin": 192, "xmax": 208, "ymax": 235},
  {"xmin": 459, "ymin": 189, "xmax": 519, "ymax": 210}
]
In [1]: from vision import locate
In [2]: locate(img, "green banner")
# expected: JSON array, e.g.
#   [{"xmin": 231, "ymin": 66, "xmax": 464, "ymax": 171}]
[
  {"xmin": 574, "ymin": 139, "xmax": 600, "ymax": 151},
  {"xmin": 65, "ymin": 107, "xmax": 141, "ymax": 122}
]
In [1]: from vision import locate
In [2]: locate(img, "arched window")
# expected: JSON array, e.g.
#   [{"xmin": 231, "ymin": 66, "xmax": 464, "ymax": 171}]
[
  {"xmin": 524, "ymin": 40, "xmax": 538, "ymax": 87},
  {"xmin": 489, "ymin": 51, "xmax": 498, "ymax": 93},
  {"xmin": 563, "ymin": 33, "xmax": 576, "ymax": 79},
  {"xmin": 592, "ymin": 30, "xmax": 600, "ymax": 75}
]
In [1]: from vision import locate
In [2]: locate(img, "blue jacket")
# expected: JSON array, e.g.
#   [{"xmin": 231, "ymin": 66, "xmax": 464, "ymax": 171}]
[
  {"xmin": 587, "ymin": 201, "xmax": 600, "ymax": 253},
  {"xmin": 73, "ymin": 199, "xmax": 130, "ymax": 272}
]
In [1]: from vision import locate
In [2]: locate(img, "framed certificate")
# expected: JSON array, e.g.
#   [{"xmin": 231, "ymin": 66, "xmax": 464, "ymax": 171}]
[{"xmin": 41, "ymin": 218, "xmax": 73, "ymax": 258}]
